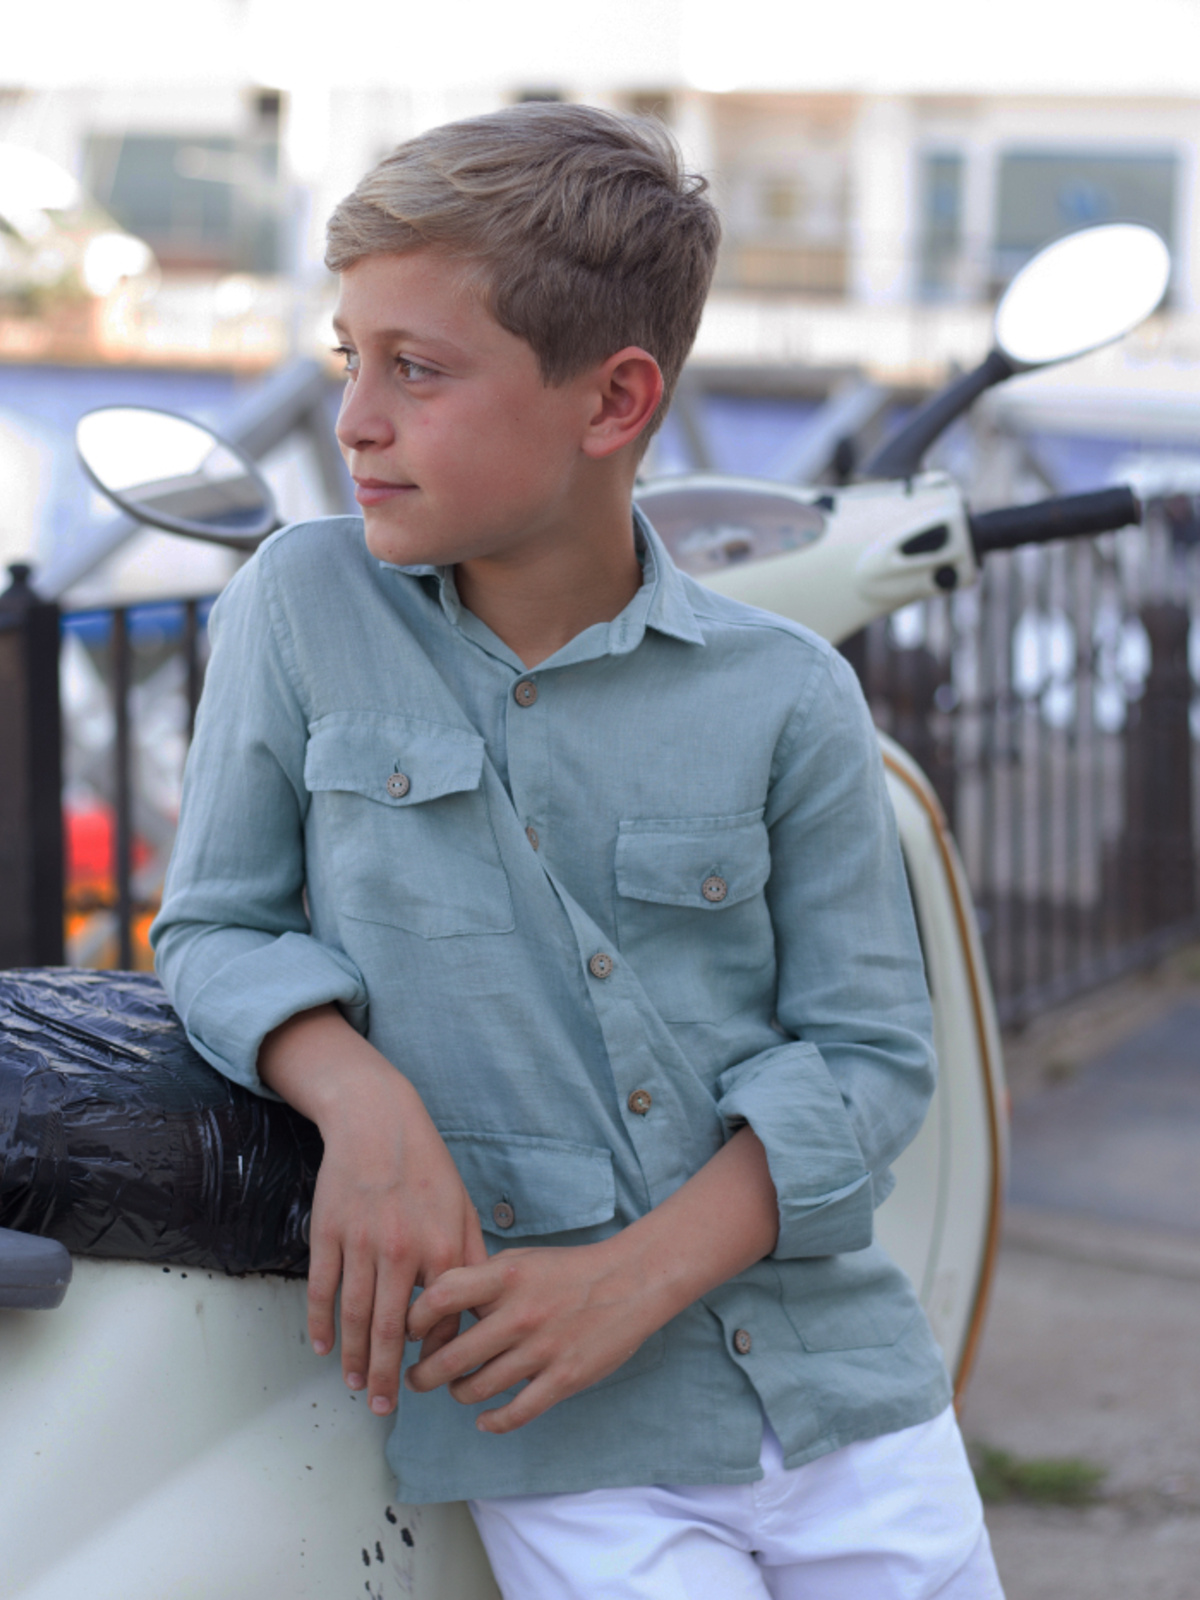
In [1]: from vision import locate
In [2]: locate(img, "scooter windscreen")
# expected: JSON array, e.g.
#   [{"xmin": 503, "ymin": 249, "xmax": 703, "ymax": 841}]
[{"xmin": 0, "ymin": 969, "xmax": 319, "ymax": 1275}]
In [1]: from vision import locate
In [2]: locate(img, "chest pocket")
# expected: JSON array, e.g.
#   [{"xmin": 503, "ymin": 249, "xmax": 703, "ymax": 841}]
[
  {"xmin": 614, "ymin": 811, "xmax": 775, "ymax": 1024},
  {"xmin": 305, "ymin": 711, "xmax": 513, "ymax": 939}
]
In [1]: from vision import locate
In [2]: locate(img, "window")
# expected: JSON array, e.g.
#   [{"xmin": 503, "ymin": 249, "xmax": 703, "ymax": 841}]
[
  {"xmin": 86, "ymin": 132, "xmax": 282, "ymax": 273},
  {"xmin": 994, "ymin": 150, "xmax": 1176, "ymax": 286},
  {"xmin": 918, "ymin": 151, "xmax": 965, "ymax": 302}
]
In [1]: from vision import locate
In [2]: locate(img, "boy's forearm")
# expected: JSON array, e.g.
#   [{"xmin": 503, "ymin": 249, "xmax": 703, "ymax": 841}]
[
  {"xmin": 258, "ymin": 1004, "xmax": 423, "ymax": 1129},
  {"xmin": 598, "ymin": 1126, "xmax": 779, "ymax": 1329}
]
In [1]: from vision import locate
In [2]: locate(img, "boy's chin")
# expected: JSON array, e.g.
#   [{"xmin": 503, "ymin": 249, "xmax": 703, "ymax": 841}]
[{"xmin": 362, "ymin": 519, "xmax": 451, "ymax": 570}]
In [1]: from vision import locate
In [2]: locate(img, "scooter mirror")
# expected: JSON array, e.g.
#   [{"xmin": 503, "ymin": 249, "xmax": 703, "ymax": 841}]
[
  {"xmin": 993, "ymin": 223, "xmax": 1170, "ymax": 370},
  {"xmin": 76, "ymin": 406, "xmax": 278, "ymax": 550}
]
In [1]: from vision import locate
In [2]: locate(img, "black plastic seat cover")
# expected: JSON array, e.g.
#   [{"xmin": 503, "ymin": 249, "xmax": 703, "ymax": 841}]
[{"xmin": 0, "ymin": 969, "xmax": 319, "ymax": 1276}]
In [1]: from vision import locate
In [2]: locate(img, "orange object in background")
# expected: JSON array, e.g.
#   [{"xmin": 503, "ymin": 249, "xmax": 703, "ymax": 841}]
[
  {"xmin": 63, "ymin": 801, "xmax": 157, "ymax": 969},
  {"xmin": 66, "ymin": 803, "xmax": 115, "ymax": 900}
]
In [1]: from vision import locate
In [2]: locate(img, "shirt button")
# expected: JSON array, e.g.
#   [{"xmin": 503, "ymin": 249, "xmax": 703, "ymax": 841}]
[
  {"xmin": 513, "ymin": 679, "xmax": 538, "ymax": 707},
  {"xmin": 627, "ymin": 1088, "xmax": 653, "ymax": 1116},
  {"xmin": 588, "ymin": 952, "xmax": 614, "ymax": 980},
  {"xmin": 733, "ymin": 1328, "xmax": 752, "ymax": 1356},
  {"xmin": 386, "ymin": 772, "xmax": 411, "ymax": 799},
  {"xmin": 526, "ymin": 825, "xmax": 539, "ymax": 851},
  {"xmin": 492, "ymin": 1201, "xmax": 515, "ymax": 1230},
  {"xmin": 701, "ymin": 875, "xmax": 728, "ymax": 903}
]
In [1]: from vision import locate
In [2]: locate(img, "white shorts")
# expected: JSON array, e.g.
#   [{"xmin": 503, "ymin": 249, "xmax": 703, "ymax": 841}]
[{"xmin": 469, "ymin": 1406, "xmax": 1004, "ymax": 1600}]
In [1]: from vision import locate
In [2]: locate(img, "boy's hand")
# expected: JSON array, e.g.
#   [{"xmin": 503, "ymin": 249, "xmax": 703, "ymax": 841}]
[
  {"xmin": 308, "ymin": 1088, "xmax": 488, "ymax": 1415},
  {"xmin": 405, "ymin": 1123, "xmax": 781, "ymax": 1433},
  {"xmin": 403, "ymin": 1240, "xmax": 660, "ymax": 1433},
  {"xmin": 258, "ymin": 1006, "xmax": 487, "ymax": 1418}
]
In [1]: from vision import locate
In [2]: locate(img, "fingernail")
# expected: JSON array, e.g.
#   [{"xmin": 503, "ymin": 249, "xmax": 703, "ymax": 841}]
[
  {"xmin": 371, "ymin": 1395, "xmax": 392, "ymax": 1415},
  {"xmin": 476, "ymin": 1418, "xmax": 490, "ymax": 1433},
  {"xmin": 312, "ymin": 1339, "xmax": 329, "ymax": 1356},
  {"xmin": 346, "ymin": 1372, "xmax": 365, "ymax": 1390}
]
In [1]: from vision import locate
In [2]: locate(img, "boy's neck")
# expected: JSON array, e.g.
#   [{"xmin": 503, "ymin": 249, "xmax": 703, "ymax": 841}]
[{"xmin": 453, "ymin": 484, "xmax": 643, "ymax": 669}]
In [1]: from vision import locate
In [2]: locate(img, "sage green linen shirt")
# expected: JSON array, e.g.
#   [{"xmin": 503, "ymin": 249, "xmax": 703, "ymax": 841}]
[{"xmin": 151, "ymin": 510, "xmax": 952, "ymax": 1504}]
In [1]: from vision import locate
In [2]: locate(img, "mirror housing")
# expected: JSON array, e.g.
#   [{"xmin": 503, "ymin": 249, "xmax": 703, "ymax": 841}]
[
  {"xmin": 76, "ymin": 406, "xmax": 279, "ymax": 550},
  {"xmin": 993, "ymin": 223, "xmax": 1170, "ymax": 370},
  {"xmin": 862, "ymin": 223, "xmax": 1171, "ymax": 481}
]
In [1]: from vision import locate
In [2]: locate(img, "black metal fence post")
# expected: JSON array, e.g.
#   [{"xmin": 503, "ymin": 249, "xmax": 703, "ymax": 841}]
[
  {"xmin": 1122, "ymin": 601, "xmax": 1196, "ymax": 934},
  {"xmin": 111, "ymin": 609, "xmax": 134, "ymax": 971},
  {"xmin": 0, "ymin": 564, "xmax": 64, "ymax": 967}
]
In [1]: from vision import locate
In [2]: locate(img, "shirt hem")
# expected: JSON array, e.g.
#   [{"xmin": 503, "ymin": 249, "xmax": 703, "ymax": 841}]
[{"xmin": 388, "ymin": 1373, "xmax": 953, "ymax": 1505}]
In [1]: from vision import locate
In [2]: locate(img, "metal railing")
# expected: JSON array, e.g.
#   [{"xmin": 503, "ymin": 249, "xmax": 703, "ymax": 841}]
[
  {"xmin": 60, "ymin": 597, "xmax": 212, "ymax": 972},
  {"xmin": 860, "ymin": 509, "xmax": 1200, "ymax": 1025}
]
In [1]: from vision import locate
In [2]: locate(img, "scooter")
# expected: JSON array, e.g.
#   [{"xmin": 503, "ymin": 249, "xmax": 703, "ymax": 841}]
[{"xmin": 0, "ymin": 222, "xmax": 1171, "ymax": 1600}]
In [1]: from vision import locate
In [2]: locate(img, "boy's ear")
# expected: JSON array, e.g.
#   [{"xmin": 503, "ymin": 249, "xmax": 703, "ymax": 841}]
[{"xmin": 580, "ymin": 347, "xmax": 665, "ymax": 461}]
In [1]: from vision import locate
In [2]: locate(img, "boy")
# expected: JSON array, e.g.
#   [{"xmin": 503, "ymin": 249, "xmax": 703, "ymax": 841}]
[{"xmin": 152, "ymin": 103, "xmax": 1003, "ymax": 1598}]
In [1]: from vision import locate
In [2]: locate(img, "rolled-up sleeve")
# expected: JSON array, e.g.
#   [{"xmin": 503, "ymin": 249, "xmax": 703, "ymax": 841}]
[
  {"xmin": 715, "ymin": 646, "xmax": 935, "ymax": 1260},
  {"xmin": 150, "ymin": 547, "xmax": 368, "ymax": 1097}
]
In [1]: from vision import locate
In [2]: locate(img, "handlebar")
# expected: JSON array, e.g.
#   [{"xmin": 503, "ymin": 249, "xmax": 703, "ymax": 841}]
[{"xmin": 969, "ymin": 486, "xmax": 1141, "ymax": 559}]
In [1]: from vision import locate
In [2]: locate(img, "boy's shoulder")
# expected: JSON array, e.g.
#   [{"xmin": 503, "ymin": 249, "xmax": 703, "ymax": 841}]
[
  {"xmin": 679, "ymin": 572, "xmax": 835, "ymax": 659},
  {"xmin": 663, "ymin": 561, "xmax": 853, "ymax": 709},
  {"xmin": 252, "ymin": 514, "xmax": 376, "ymax": 577},
  {"xmin": 216, "ymin": 515, "xmax": 383, "ymax": 613}
]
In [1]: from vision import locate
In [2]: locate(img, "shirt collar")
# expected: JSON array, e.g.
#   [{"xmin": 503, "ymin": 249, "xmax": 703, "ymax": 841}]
[{"xmin": 378, "ymin": 504, "xmax": 705, "ymax": 665}]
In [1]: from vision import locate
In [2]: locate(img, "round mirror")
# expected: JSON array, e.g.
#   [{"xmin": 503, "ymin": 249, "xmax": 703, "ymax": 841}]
[
  {"xmin": 994, "ymin": 223, "xmax": 1170, "ymax": 370},
  {"xmin": 76, "ymin": 406, "xmax": 278, "ymax": 549},
  {"xmin": 635, "ymin": 476, "xmax": 826, "ymax": 576}
]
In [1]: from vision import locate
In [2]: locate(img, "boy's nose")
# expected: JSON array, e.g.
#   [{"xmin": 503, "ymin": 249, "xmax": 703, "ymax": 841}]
[{"xmin": 335, "ymin": 383, "xmax": 395, "ymax": 455}]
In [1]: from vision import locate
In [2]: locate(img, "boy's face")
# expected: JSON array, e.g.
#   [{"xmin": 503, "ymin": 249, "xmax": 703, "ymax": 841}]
[{"xmin": 332, "ymin": 250, "xmax": 600, "ymax": 569}]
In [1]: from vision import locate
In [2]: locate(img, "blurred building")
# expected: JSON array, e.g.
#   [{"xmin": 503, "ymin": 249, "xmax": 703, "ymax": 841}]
[{"xmin": 3, "ymin": 60, "xmax": 1200, "ymax": 378}]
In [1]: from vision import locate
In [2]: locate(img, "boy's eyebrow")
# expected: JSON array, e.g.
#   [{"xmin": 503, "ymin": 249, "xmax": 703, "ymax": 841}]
[{"xmin": 331, "ymin": 317, "xmax": 457, "ymax": 354}]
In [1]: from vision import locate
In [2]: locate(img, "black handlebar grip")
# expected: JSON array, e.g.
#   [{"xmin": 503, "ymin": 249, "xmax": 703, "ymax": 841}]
[{"xmin": 969, "ymin": 487, "xmax": 1141, "ymax": 558}]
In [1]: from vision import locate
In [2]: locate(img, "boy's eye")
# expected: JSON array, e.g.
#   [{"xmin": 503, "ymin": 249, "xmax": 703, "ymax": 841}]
[
  {"xmin": 332, "ymin": 344, "xmax": 359, "ymax": 374},
  {"xmin": 397, "ymin": 357, "xmax": 436, "ymax": 382}
]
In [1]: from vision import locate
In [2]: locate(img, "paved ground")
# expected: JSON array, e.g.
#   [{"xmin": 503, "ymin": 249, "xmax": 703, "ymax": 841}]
[{"xmin": 959, "ymin": 950, "xmax": 1200, "ymax": 1599}]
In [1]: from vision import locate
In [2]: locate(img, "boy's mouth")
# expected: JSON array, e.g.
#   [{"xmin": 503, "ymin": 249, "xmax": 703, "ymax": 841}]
[{"xmin": 354, "ymin": 477, "xmax": 417, "ymax": 506}]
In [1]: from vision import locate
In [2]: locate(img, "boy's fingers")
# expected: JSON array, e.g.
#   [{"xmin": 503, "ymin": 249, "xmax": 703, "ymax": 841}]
[
  {"xmin": 416, "ymin": 1312, "xmax": 462, "ymax": 1364},
  {"xmin": 407, "ymin": 1262, "xmax": 498, "ymax": 1339},
  {"xmin": 463, "ymin": 1211, "xmax": 489, "ymax": 1268},
  {"xmin": 476, "ymin": 1371, "xmax": 564, "ymax": 1434},
  {"xmin": 405, "ymin": 1311, "xmax": 511, "ymax": 1393},
  {"xmin": 306, "ymin": 1235, "xmax": 343, "ymax": 1356},
  {"xmin": 448, "ymin": 1347, "xmax": 537, "ymax": 1408},
  {"xmin": 337, "ymin": 1255, "xmax": 378, "ymax": 1390},
  {"xmin": 365, "ymin": 1265, "xmax": 417, "ymax": 1414}
]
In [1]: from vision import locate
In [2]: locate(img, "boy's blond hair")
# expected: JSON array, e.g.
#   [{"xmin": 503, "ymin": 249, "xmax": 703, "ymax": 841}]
[{"xmin": 325, "ymin": 102, "xmax": 720, "ymax": 434}]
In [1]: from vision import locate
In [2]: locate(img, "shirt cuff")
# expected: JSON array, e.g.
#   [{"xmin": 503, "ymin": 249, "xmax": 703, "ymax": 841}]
[
  {"xmin": 175, "ymin": 931, "xmax": 370, "ymax": 1098},
  {"xmin": 715, "ymin": 1042, "xmax": 875, "ymax": 1259}
]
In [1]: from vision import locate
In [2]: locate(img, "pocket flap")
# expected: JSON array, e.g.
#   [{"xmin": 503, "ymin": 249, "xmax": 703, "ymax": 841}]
[
  {"xmin": 616, "ymin": 812, "xmax": 770, "ymax": 909},
  {"xmin": 305, "ymin": 712, "xmax": 485, "ymax": 807},
  {"xmin": 443, "ymin": 1132, "xmax": 616, "ymax": 1239}
]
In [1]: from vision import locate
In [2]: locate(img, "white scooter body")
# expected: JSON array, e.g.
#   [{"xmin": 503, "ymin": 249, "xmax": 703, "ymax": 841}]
[{"xmin": 3, "ymin": 223, "xmax": 1169, "ymax": 1597}]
